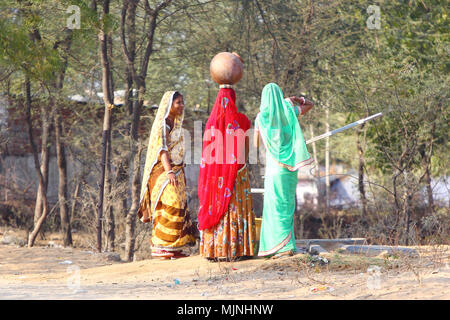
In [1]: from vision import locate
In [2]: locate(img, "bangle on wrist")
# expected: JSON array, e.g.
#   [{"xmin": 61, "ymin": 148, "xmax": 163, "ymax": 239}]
[{"xmin": 166, "ymin": 170, "xmax": 174, "ymax": 177}]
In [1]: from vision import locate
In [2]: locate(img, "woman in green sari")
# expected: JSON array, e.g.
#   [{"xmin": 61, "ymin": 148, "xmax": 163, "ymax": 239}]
[{"xmin": 255, "ymin": 83, "xmax": 314, "ymax": 258}]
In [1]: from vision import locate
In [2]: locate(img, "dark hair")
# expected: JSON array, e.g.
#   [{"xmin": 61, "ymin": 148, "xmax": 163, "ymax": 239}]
[{"xmin": 173, "ymin": 91, "xmax": 183, "ymax": 101}]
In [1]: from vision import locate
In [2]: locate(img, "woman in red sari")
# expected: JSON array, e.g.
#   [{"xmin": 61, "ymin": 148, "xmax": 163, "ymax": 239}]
[{"xmin": 197, "ymin": 86, "xmax": 256, "ymax": 261}]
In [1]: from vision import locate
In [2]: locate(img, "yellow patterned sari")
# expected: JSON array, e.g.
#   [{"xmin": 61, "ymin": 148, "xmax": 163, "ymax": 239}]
[{"xmin": 138, "ymin": 91, "xmax": 196, "ymax": 254}]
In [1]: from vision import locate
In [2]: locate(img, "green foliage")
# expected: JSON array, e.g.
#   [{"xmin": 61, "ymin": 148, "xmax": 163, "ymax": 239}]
[{"xmin": 0, "ymin": 14, "xmax": 62, "ymax": 82}]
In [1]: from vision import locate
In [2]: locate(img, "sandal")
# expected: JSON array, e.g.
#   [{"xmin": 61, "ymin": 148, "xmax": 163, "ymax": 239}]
[
  {"xmin": 152, "ymin": 249, "xmax": 174, "ymax": 259},
  {"xmin": 171, "ymin": 251, "xmax": 189, "ymax": 259},
  {"xmin": 206, "ymin": 257, "xmax": 218, "ymax": 262},
  {"xmin": 270, "ymin": 250, "xmax": 294, "ymax": 260}
]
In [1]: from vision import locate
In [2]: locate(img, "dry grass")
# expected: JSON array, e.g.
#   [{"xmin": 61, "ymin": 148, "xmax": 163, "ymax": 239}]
[{"xmin": 260, "ymin": 252, "xmax": 402, "ymax": 273}]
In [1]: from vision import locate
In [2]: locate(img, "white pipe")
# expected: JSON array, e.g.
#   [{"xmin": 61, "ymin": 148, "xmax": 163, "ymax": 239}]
[{"xmin": 306, "ymin": 112, "xmax": 383, "ymax": 145}]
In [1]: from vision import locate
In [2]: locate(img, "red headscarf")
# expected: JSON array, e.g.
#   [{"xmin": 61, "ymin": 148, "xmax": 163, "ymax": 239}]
[{"xmin": 197, "ymin": 88, "xmax": 250, "ymax": 230}]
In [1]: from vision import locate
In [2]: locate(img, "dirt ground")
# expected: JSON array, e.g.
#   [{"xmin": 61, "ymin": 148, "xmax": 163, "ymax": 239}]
[{"xmin": 0, "ymin": 238, "xmax": 449, "ymax": 300}]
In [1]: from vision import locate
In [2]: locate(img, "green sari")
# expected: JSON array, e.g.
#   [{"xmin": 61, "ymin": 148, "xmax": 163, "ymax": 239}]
[{"xmin": 256, "ymin": 83, "xmax": 312, "ymax": 257}]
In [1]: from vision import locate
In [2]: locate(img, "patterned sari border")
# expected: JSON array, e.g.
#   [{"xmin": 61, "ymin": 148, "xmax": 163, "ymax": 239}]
[
  {"xmin": 152, "ymin": 245, "xmax": 191, "ymax": 252},
  {"xmin": 257, "ymin": 230, "xmax": 292, "ymax": 257}
]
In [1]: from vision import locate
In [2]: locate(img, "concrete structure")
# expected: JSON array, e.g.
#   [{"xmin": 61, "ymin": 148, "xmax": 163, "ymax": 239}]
[{"xmin": 296, "ymin": 165, "xmax": 362, "ymax": 210}]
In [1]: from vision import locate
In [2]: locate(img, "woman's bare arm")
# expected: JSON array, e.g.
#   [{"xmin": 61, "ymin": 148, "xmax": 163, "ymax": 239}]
[
  {"xmin": 160, "ymin": 124, "xmax": 178, "ymax": 186},
  {"xmin": 253, "ymin": 127, "xmax": 260, "ymax": 149},
  {"xmin": 160, "ymin": 150, "xmax": 172, "ymax": 172}
]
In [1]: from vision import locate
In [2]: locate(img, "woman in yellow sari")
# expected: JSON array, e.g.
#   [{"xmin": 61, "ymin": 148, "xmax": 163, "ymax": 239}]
[{"xmin": 138, "ymin": 91, "xmax": 196, "ymax": 259}]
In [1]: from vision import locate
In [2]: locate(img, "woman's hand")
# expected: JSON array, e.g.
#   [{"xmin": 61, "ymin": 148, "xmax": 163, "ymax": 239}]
[
  {"xmin": 167, "ymin": 172, "xmax": 178, "ymax": 186},
  {"xmin": 288, "ymin": 96, "xmax": 314, "ymax": 115},
  {"xmin": 289, "ymin": 96, "xmax": 306, "ymax": 106}
]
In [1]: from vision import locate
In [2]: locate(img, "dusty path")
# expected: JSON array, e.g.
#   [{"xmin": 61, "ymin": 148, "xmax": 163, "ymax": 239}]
[{"xmin": 0, "ymin": 244, "xmax": 448, "ymax": 300}]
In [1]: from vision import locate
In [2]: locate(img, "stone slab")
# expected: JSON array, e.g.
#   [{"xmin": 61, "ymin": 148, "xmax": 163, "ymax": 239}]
[
  {"xmin": 296, "ymin": 238, "xmax": 367, "ymax": 251},
  {"xmin": 339, "ymin": 245, "xmax": 418, "ymax": 257}
]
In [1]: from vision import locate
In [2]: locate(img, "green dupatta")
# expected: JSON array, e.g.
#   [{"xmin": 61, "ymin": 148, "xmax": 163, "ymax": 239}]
[{"xmin": 256, "ymin": 83, "xmax": 311, "ymax": 171}]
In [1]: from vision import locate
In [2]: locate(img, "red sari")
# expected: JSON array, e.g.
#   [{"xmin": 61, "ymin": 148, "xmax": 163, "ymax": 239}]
[
  {"xmin": 197, "ymin": 88, "xmax": 250, "ymax": 230},
  {"xmin": 198, "ymin": 87, "xmax": 256, "ymax": 259}
]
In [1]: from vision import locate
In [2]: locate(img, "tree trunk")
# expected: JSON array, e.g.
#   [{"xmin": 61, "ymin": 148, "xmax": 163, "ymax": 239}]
[
  {"xmin": 125, "ymin": 93, "xmax": 143, "ymax": 262},
  {"xmin": 424, "ymin": 165, "xmax": 434, "ymax": 214},
  {"xmin": 96, "ymin": 0, "xmax": 114, "ymax": 253},
  {"xmin": 121, "ymin": 0, "xmax": 139, "ymax": 262},
  {"xmin": 390, "ymin": 169, "xmax": 402, "ymax": 245},
  {"xmin": 51, "ymin": 28, "xmax": 74, "ymax": 244},
  {"xmin": 404, "ymin": 171, "xmax": 413, "ymax": 245},
  {"xmin": 96, "ymin": 96, "xmax": 112, "ymax": 253},
  {"xmin": 53, "ymin": 28, "xmax": 73, "ymax": 246},
  {"xmin": 26, "ymin": 78, "xmax": 50, "ymax": 247},
  {"xmin": 54, "ymin": 111, "xmax": 72, "ymax": 247},
  {"xmin": 325, "ymin": 107, "xmax": 330, "ymax": 214},
  {"xmin": 114, "ymin": 67, "xmax": 133, "ymax": 221},
  {"xmin": 33, "ymin": 105, "xmax": 51, "ymax": 227},
  {"xmin": 420, "ymin": 122, "xmax": 435, "ymax": 215},
  {"xmin": 356, "ymin": 124, "xmax": 368, "ymax": 217},
  {"xmin": 105, "ymin": 127, "xmax": 115, "ymax": 252},
  {"xmin": 105, "ymin": 23, "xmax": 115, "ymax": 252},
  {"xmin": 419, "ymin": 148, "xmax": 434, "ymax": 216},
  {"xmin": 309, "ymin": 124, "xmax": 319, "ymax": 208},
  {"xmin": 70, "ymin": 177, "xmax": 81, "ymax": 223}
]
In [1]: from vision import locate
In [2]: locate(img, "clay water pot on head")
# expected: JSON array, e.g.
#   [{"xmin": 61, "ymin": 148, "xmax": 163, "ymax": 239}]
[{"xmin": 210, "ymin": 52, "xmax": 244, "ymax": 85}]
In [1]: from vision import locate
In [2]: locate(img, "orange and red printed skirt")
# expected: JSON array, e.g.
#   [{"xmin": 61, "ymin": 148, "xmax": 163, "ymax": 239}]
[{"xmin": 200, "ymin": 165, "xmax": 256, "ymax": 259}]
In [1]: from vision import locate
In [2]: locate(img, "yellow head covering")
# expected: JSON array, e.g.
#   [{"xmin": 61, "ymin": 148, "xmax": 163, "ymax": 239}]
[{"xmin": 139, "ymin": 91, "xmax": 185, "ymax": 204}]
